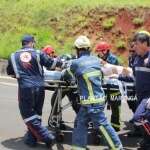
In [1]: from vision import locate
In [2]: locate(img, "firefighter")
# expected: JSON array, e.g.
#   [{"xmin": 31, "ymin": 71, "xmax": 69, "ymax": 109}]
[
  {"xmin": 42, "ymin": 45, "xmax": 57, "ymax": 58},
  {"xmin": 64, "ymin": 35, "xmax": 123, "ymax": 150}
]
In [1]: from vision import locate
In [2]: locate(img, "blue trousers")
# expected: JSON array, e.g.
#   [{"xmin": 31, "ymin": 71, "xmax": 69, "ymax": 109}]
[
  {"xmin": 72, "ymin": 105, "xmax": 122, "ymax": 149},
  {"xmin": 133, "ymin": 98, "xmax": 150, "ymax": 122},
  {"xmin": 18, "ymin": 86, "xmax": 54, "ymax": 145},
  {"xmin": 133, "ymin": 98, "xmax": 150, "ymax": 142}
]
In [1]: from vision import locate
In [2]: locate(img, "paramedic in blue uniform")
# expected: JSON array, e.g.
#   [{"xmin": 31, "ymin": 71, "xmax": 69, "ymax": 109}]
[
  {"xmin": 131, "ymin": 32, "xmax": 150, "ymax": 149},
  {"xmin": 64, "ymin": 36, "xmax": 123, "ymax": 150},
  {"xmin": 95, "ymin": 41, "xmax": 121, "ymax": 131},
  {"xmin": 6, "ymin": 35, "xmax": 63, "ymax": 148}
]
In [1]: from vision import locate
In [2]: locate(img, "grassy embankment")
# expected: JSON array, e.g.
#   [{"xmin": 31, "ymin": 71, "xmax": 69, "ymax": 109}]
[{"xmin": 0, "ymin": 0, "xmax": 150, "ymax": 59}]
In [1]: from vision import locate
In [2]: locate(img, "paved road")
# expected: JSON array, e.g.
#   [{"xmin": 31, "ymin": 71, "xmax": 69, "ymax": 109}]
[{"xmin": 0, "ymin": 77, "xmax": 140, "ymax": 150}]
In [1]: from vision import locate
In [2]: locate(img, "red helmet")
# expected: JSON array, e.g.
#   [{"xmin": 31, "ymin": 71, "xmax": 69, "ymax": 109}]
[
  {"xmin": 95, "ymin": 41, "xmax": 111, "ymax": 52},
  {"xmin": 42, "ymin": 45, "xmax": 55, "ymax": 55}
]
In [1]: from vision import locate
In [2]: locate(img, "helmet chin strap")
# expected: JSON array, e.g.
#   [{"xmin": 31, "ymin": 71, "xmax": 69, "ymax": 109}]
[
  {"xmin": 102, "ymin": 54, "xmax": 108, "ymax": 61},
  {"xmin": 98, "ymin": 50, "xmax": 109, "ymax": 61},
  {"xmin": 76, "ymin": 50, "xmax": 80, "ymax": 58}
]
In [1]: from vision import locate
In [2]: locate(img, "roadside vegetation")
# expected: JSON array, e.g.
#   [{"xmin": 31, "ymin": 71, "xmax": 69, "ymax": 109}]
[{"xmin": 0, "ymin": 0, "xmax": 150, "ymax": 59}]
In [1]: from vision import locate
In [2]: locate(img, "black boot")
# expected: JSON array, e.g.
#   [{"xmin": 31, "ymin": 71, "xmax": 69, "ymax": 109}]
[
  {"xmin": 137, "ymin": 140, "xmax": 150, "ymax": 150},
  {"xmin": 127, "ymin": 125, "xmax": 142, "ymax": 137},
  {"xmin": 137, "ymin": 125, "xmax": 150, "ymax": 150},
  {"xmin": 46, "ymin": 133, "xmax": 55, "ymax": 148}
]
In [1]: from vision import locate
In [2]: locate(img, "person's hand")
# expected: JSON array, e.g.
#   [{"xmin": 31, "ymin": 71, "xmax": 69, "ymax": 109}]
[
  {"xmin": 109, "ymin": 74, "xmax": 119, "ymax": 79},
  {"xmin": 101, "ymin": 60, "xmax": 107, "ymax": 65},
  {"xmin": 144, "ymin": 58, "xmax": 148, "ymax": 66},
  {"xmin": 146, "ymin": 98, "xmax": 150, "ymax": 109},
  {"xmin": 55, "ymin": 67, "xmax": 62, "ymax": 71},
  {"xmin": 10, "ymin": 75, "xmax": 16, "ymax": 78},
  {"xmin": 121, "ymin": 67, "xmax": 130, "ymax": 76},
  {"xmin": 112, "ymin": 67, "xmax": 118, "ymax": 74}
]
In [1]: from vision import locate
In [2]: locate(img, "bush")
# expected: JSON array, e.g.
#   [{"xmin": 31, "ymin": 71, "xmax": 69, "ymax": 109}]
[
  {"xmin": 116, "ymin": 40, "xmax": 126, "ymax": 50},
  {"xmin": 102, "ymin": 17, "xmax": 115, "ymax": 30},
  {"xmin": 117, "ymin": 56, "xmax": 127, "ymax": 65},
  {"xmin": 132, "ymin": 18, "xmax": 144, "ymax": 26}
]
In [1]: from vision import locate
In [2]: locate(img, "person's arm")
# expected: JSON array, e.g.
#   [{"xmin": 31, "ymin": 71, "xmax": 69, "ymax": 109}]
[
  {"xmin": 101, "ymin": 66, "xmax": 118, "ymax": 76},
  {"xmin": 118, "ymin": 74, "xmax": 134, "ymax": 82},
  {"xmin": 40, "ymin": 51, "xmax": 64, "ymax": 70},
  {"xmin": 101, "ymin": 62, "xmax": 133, "ymax": 78},
  {"xmin": 144, "ymin": 57, "xmax": 150, "ymax": 68},
  {"xmin": 114, "ymin": 57, "xmax": 119, "ymax": 65},
  {"xmin": 6, "ymin": 58, "xmax": 15, "ymax": 78},
  {"xmin": 61, "ymin": 61, "xmax": 76, "ymax": 84}
]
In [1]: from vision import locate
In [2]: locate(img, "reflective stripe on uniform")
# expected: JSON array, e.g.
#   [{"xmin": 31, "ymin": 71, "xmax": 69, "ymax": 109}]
[
  {"xmin": 11, "ymin": 53, "xmax": 20, "ymax": 78},
  {"xmin": 135, "ymin": 67, "xmax": 150, "ymax": 72},
  {"xmin": 111, "ymin": 123, "xmax": 120, "ymax": 129},
  {"xmin": 110, "ymin": 91, "xmax": 120, "ymax": 96},
  {"xmin": 36, "ymin": 52, "xmax": 43, "ymax": 75},
  {"xmin": 99, "ymin": 125, "xmax": 117, "ymax": 150},
  {"xmin": 24, "ymin": 115, "xmax": 41, "ymax": 123},
  {"xmin": 111, "ymin": 105, "xmax": 121, "ymax": 130},
  {"xmin": 80, "ymin": 97, "xmax": 105, "ymax": 105},
  {"xmin": 124, "ymin": 82, "xmax": 134, "ymax": 87},
  {"xmin": 82, "ymin": 71, "xmax": 102, "ymax": 104},
  {"xmin": 72, "ymin": 145, "xmax": 86, "ymax": 150}
]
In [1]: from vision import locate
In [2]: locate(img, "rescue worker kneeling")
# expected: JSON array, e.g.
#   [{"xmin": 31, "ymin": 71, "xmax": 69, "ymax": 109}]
[
  {"xmin": 64, "ymin": 35, "xmax": 123, "ymax": 150},
  {"xmin": 6, "ymin": 35, "xmax": 64, "ymax": 148}
]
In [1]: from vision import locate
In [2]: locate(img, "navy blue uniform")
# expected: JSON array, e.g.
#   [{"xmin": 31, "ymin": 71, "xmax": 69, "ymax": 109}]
[
  {"xmin": 7, "ymin": 47, "xmax": 62, "ymax": 145},
  {"xmin": 131, "ymin": 52, "xmax": 150, "ymax": 141},
  {"xmin": 128, "ymin": 54, "xmax": 137, "ymax": 68},
  {"xmin": 133, "ymin": 52, "xmax": 150, "ymax": 101},
  {"xmin": 132, "ymin": 51, "xmax": 150, "ymax": 109},
  {"xmin": 65, "ymin": 51, "xmax": 122, "ymax": 150}
]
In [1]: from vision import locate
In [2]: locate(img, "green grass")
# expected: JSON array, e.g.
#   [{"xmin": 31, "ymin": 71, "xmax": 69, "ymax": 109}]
[
  {"xmin": 132, "ymin": 17, "xmax": 144, "ymax": 26},
  {"xmin": 102, "ymin": 17, "xmax": 116, "ymax": 30},
  {"xmin": 1, "ymin": 0, "xmax": 150, "ymax": 58},
  {"xmin": 116, "ymin": 40, "xmax": 126, "ymax": 50}
]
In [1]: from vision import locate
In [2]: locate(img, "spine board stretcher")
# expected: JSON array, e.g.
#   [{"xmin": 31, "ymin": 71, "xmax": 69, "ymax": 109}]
[{"xmin": 44, "ymin": 68, "xmax": 135, "ymax": 139}]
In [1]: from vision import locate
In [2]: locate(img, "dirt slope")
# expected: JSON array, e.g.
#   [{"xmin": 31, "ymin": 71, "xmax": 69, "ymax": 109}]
[{"xmin": 49, "ymin": 7, "xmax": 150, "ymax": 64}]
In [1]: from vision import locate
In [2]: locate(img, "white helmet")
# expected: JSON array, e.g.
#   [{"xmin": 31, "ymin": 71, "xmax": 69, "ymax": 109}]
[
  {"xmin": 138, "ymin": 30, "xmax": 150, "ymax": 36},
  {"xmin": 74, "ymin": 35, "xmax": 91, "ymax": 49}
]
